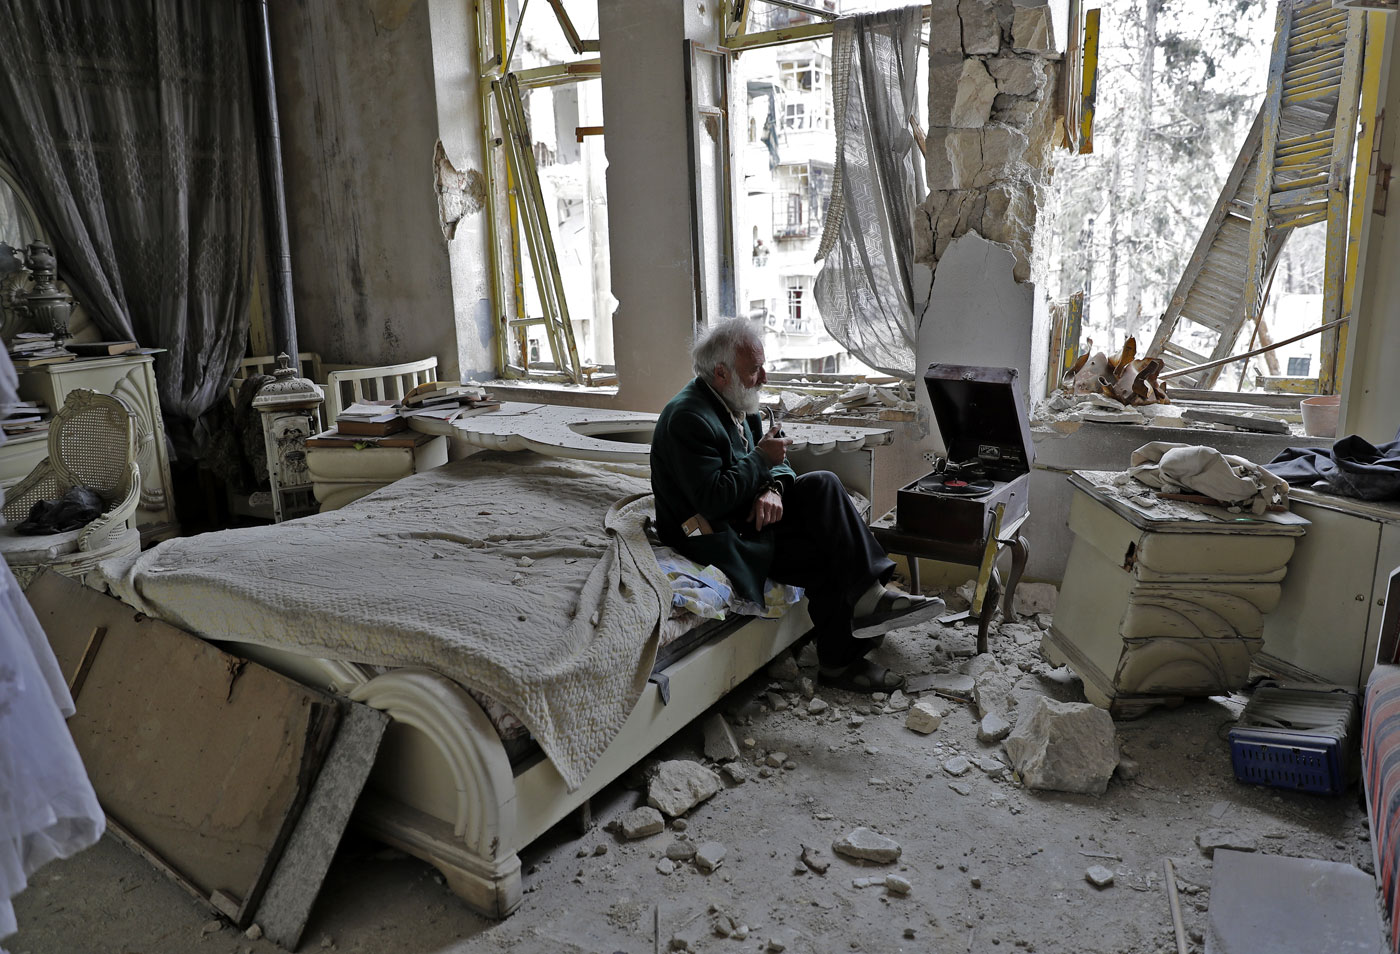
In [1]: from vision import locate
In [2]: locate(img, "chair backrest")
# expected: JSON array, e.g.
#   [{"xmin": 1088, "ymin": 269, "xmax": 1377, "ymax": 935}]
[
  {"xmin": 51, "ymin": 389, "xmax": 138, "ymax": 504},
  {"xmin": 324, "ymin": 357, "xmax": 439, "ymax": 421}
]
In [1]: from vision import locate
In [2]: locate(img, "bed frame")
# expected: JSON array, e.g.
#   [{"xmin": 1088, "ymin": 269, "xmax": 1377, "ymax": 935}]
[{"xmin": 227, "ymin": 603, "xmax": 810, "ymax": 917}]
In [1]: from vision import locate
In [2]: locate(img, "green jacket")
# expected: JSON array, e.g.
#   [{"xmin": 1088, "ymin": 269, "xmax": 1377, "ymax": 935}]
[{"xmin": 650, "ymin": 378, "xmax": 796, "ymax": 605}]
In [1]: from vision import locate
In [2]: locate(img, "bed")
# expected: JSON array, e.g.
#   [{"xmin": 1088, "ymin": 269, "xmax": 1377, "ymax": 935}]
[{"xmin": 93, "ymin": 450, "xmax": 815, "ymax": 917}]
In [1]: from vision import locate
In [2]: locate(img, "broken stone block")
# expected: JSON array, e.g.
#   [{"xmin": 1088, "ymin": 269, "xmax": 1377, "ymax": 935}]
[
  {"xmin": 768, "ymin": 654, "xmax": 801, "ymax": 682},
  {"xmin": 928, "ymin": 53, "xmax": 966, "ymax": 127},
  {"xmin": 974, "ymin": 124, "xmax": 1029, "ymax": 187},
  {"xmin": 833, "ymin": 827, "xmax": 902, "ymax": 864},
  {"xmin": 944, "ymin": 128, "xmax": 984, "ymax": 190},
  {"xmin": 808, "ymin": 697, "xmax": 829, "ymax": 715},
  {"xmin": 886, "ymin": 690, "xmax": 910, "ymax": 712},
  {"xmin": 799, "ymin": 677, "xmax": 816, "ymax": 699},
  {"xmin": 928, "ymin": 0, "xmax": 962, "ymax": 53},
  {"xmin": 666, "ymin": 840, "xmax": 698, "ymax": 862},
  {"xmin": 621, "ymin": 806, "xmax": 665, "ymax": 839},
  {"xmin": 1012, "ymin": 581, "xmax": 1058, "ymax": 616},
  {"xmin": 797, "ymin": 642, "xmax": 819, "ymax": 669},
  {"xmin": 949, "ymin": 781, "xmax": 973, "ymax": 796},
  {"xmin": 766, "ymin": 691, "xmax": 789, "ymax": 711},
  {"xmin": 951, "ymin": 59, "xmax": 998, "ymax": 128},
  {"xmin": 695, "ymin": 841, "xmax": 727, "ymax": 873},
  {"xmin": 978, "ymin": 712, "xmax": 1013, "ymax": 743},
  {"xmin": 1003, "ymin": 696, "xmax": 1119, "ymax": 796},
  {"xmin": 766, "ymin": 751, "xmax": 787, "ymax": 767},
  {"xmin": 1085, "ymin": 865, "xmax": 1115, "ymax": 888},
  {"xmin": 702, "ymin": 713, "xmax": 742, "ymax": 762},
  {"xmin": 721, "ymin": 762, "xmax": 749, "ymax": 785},
  {"xmin": 944, "ymin": 755, "xmax": 972, "ymax": 776},
  {"xmin": 648, "ymin": 761, "xmax": 722, "ymax": 817},
  {"xmin": 1011, "ymin": 5, "xmax": 1055, "ymax": 53},
  {"xmin": 972, "ymin": 654, "xmax": 1018, "ymax": 719},
  {"xmin": 657, "ymin": 857, "xmax": 676, "ymax": 875},
  {"xmin": 886, "ymin": 874, "xmax": 912, "ymax": 895},
  {"xmin": 977, "ymin": 756, "xmax": 1007, "ymax": 777},
  {"xmin": 801, "ymin": 845, "xmax": 830, "ymax": 874},
  {"xmin": 959, "ymin": 0, "xmax": 1000, "ymax": 54},
  {"xmin": 906, "ymin": 701, "xmax": 943, "ymax": 734},
  {"xmin": 987, "ymin": 54, "xmax": 1044, "ymax": 97},
  {"xmin": 1196, "ymin": 829, "xmax": 1257, "ymax": 857}
]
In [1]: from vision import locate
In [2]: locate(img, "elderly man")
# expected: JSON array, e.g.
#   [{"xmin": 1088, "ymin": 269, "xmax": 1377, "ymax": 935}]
[{"xmin": 650, "ymin": 318, "xmax": 940, "ymax": 691}]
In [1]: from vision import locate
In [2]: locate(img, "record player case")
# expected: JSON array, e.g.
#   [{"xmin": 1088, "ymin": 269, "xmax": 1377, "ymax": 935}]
[{"xmin": 873, "ymin": 364, "xmax": 1033, "ymax": 653}]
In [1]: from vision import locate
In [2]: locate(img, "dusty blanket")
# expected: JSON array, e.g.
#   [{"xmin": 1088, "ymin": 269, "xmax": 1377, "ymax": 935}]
[{"xmin": 96, "ymin": 452, "xmax": 671, "ymax": 791}]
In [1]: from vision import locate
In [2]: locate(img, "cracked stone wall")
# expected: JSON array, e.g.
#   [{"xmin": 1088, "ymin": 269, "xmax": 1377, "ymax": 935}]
[{"xmin": 915, "ymin": 0, "xmax": 1062, "ymax": 283}]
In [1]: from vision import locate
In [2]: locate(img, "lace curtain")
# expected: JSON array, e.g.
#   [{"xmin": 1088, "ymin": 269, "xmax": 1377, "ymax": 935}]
[
  {"xmin": 0, "ymin": 0, "xmax": 259, "ymax": 456},
  {"xmin": 813, "ymin": 6, "xmax": 925, "ymax": 379}
]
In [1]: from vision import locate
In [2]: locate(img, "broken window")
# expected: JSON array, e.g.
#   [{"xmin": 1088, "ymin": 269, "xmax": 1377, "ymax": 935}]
[{"xmin": 477, "ymin": 0, "xmax": 609, "ymax": 385}]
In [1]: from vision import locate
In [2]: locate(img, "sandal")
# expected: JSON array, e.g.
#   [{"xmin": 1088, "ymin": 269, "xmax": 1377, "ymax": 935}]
[
  {"xmin": 852, "ymin": 592, "xmax": 946, "ymax": 640},
  {"xmin": 818, "ymin": 658, "xmax": 905, "ymax": 693}
]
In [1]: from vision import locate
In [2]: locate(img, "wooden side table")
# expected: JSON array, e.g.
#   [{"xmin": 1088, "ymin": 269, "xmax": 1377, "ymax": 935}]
[
  {"xmin": 304, "ymin": 428, "xmax": 448, "ymax": 511},
  {"xmin": 1045, "ymin": 470, "xmax": 1309, "ymax": 717},
  {"xmin": 872, "ymin": 505, "xmax": 1030, "ymax": 654}
]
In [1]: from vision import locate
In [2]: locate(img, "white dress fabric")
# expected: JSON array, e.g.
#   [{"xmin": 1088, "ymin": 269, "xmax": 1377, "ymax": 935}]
[{"xmin": 0, "ymin": 350, "xmax": 105, "ymax": 942}]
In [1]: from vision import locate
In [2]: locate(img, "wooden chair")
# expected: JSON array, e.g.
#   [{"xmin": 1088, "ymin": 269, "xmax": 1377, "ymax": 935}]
[
  {"xmin": 323, "ymin": 357, "xmax": 439, "ymax": 422},
  {"xmin": 0, "ymin": 389, "xmax": 141, "ymax": 587}
]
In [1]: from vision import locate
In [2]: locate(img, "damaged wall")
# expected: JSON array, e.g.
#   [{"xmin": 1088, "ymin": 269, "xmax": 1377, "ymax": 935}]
[
  {"xmin": 915, "ymin": 0, "xmax": 1062, "ymax": 287},
  {"xmin": 269, "ymin": 0, "xmax": 489, "ymax": 381}
]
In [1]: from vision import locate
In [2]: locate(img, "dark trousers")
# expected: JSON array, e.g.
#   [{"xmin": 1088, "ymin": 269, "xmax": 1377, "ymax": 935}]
[{"xmin": 764, "ymin": 471, "xmax": 895, "ymax": 668}]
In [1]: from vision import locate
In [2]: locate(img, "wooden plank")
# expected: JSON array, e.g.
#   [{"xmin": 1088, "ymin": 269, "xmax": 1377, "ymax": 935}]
[
  {"xmin": 256, "ymin": 701, "xmax": 390, "ymax": 950},
  {"xmin": 67, "ymin": 625, "xmax": 106, "ymax": 699},
  {"xmin": 25, "ymin": 571, "xmax": 340, "ymax": 928}
]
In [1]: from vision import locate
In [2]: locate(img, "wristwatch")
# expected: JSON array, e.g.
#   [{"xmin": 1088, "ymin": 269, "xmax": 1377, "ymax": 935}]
[{"xmin": 762, "ymin": 479, "xmax": 784, "ymax": 498}]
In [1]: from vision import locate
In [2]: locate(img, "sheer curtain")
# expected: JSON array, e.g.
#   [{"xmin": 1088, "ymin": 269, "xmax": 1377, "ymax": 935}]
[
  {"xmin": 813, "ymin": 6, "xmax": 924, "ymax": 379},
  {"xmin": 0, "ymin": 0, "xmax": 259, "ymax": 455}
]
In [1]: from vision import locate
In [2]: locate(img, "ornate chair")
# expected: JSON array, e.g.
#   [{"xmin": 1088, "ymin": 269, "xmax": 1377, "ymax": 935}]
[{"xmin": 0, "ymin": 389, "xmax": 141, "ymax": 586}]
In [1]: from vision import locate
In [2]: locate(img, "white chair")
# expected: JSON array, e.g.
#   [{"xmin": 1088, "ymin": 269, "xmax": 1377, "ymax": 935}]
[
  {"xmin": 0, "ymin": 389, "xmax": 141, "ymax": 587},
  {"xmin": 324, "ymin": 357, "xmax": 439, "ymax": 422}
]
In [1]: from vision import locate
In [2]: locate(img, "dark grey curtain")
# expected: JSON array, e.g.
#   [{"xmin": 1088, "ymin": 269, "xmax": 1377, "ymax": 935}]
[
  {"xmin": 0, "ymin": 0, "xmax": 258, "ymax": 456},
  {"xmin": 813, "ymin": 6, "xmax": 924, "ymax": 379}
]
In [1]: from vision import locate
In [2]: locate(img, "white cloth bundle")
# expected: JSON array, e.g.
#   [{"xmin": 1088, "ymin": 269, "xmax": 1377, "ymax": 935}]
[{"xmin": 1127, "ymin": 442, "xmax": 1290, "ymax": 515}]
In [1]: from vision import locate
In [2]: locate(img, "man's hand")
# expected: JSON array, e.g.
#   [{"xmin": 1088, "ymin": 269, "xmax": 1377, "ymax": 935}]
[
  {"xmin": 749, "ymin": 489, "xmax": 784, "ymax": 531},
  {"xmin": 758, "ymin": 425, "xmax": 792, "ymax": 466}
]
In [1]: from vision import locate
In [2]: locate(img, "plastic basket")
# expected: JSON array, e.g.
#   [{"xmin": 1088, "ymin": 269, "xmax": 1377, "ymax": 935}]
[{"xmin": 1228, "ymin": 685, "xmax": 1358, "ymax": 796}]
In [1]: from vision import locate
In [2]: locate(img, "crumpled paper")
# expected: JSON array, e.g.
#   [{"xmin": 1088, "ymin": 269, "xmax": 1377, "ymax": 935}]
[{"xmin": 1126, "ymin": 441, "xmax": 1290, "ymax": 515}]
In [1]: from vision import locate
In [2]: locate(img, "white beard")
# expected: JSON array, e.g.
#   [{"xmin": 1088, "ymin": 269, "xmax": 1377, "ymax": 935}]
[{"xmin": 719, "ymin": 376, "xmax": 763, "ymax": 415}]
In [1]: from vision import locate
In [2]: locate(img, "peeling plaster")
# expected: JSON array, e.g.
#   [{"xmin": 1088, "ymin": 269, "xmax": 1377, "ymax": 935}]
[{"xmin": 434, "ymin": 140, "xmax": 485, "ymax": 241}]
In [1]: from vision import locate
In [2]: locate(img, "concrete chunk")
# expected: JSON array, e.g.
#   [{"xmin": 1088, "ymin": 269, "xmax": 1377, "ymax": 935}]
[
  {"xmin": 978, "ymin": 712, "xmax": 1013, "ymax": 743},
  {"xmin": 648, "ymin": 760, "xmax": 722, "ymax": 817},
  {"xmin": 833, "ymin": 827, "xmax": 902, "ymax": 864},
  {"xmin": 621, "ymin": 806, "xmax": 665, "ymax": 840},
  {"xmin": 1086, "ymin": 865, "xmax": 1115, "ymax": 888},
  {"xmin": 906, "ymin": 701, "xmax": 943, "ymax": 734},
  {"xmin": 702, "ymin": 713, "xmax": 741, "ymax": 762},
  {"xmin": 695, "ymin": 841, "xmax": 727, "ymax": 873},
  {"xmin": 1004, "ymin": 696, "xmax": 1119, "ymax": 795},
  {"xmin": 959, "ymin": 0, "xmax": 1001, "ymax": 53}
]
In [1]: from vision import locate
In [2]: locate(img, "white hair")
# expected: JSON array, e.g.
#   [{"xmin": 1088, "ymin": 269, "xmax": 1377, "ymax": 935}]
[{"xmin": 692, "ymin": 317, "xmax": 763, "ymax": 380}]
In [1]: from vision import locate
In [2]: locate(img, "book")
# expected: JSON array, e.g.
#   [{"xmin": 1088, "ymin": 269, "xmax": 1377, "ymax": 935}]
[
  {"xmin": 12, "ymin": 352, "xmax": 76, "ymax": 368},
  {"xmin": 334, "ymin": 412, "xmax": 407, "ymax": 437},
  {"xmin": 337, "ymin": 400, "xmax": 399, "ymax": 419},
  {"xmin": 67, "ymin": 340, "xmax": 138, "ymax": 357}
]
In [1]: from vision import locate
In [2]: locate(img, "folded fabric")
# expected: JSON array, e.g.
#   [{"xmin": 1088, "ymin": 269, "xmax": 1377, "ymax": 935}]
[
  {"xmin": 15, "ymin": 486, "xmax": 103, "ymax": 535},
  {"xmin": 1266, "ymin": 436, "xmax": 1400, "ymax": 502},
  {"xmin": 653, "ymin": 545, "xmax": 802, "ymax": 620},
  {"xmin": 1127, "ymin": 442, "xmax": 1290, "ymax": 515}
]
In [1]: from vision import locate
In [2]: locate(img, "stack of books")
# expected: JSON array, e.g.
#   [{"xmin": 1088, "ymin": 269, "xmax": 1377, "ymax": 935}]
[
  {"xmin": 1, "ymin": 400, "xmax": 50, "ymax": 438},
  {"xmin": 335, "ymin": 400, "xmax": 406, "ymax": 437},
  {"xmin": 8, "ymin": 332, "xmax": 74, "ymax": 367},
  {"xmin": 68, "ymin": 340, "xmax": 138, "ymax": 357},
  {"xmin": 398, "ymin": 381, "xmax": 500, "ymax": 423}
]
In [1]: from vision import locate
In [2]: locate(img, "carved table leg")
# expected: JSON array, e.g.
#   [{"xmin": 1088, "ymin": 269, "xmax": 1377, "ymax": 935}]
[
  {"xmin": 977, "ymin": 569, "xmax": 1001, "ymax": 655},
  {"xmin": 1001, "ymin": 535, "xmax": 1030, "ymax": 619}
]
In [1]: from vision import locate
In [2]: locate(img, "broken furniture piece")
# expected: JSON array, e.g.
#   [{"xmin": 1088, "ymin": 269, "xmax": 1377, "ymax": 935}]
[
  {"xmin": 871, "ymin": 365, "xmax": 1033, "ymax": 652},
  {"xmin": 0, "ymin": 389, "xmax": 140, "ymax": 588},
  {"xmin": 1044, "ymin": 470, "xmax": 1308, "ymax": 717},
  {"xmin": 25, "ymin": 571, "xmax": 388, "ymax": 945}
]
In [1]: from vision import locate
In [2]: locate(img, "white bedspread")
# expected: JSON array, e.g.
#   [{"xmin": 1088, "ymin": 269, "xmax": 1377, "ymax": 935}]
[{"xmin": 96, "ymin": 453, "xmax": 671, "ymax": 791}]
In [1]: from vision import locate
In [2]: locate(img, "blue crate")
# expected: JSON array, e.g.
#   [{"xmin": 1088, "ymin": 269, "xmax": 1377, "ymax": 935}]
[{"xmin": 1228, "ymin": 685, "xmax": 1358, "ymax": 796}]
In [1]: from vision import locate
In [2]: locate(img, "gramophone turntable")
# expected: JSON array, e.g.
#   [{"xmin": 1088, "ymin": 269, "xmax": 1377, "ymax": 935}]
[{"xmin": 895, "ymin": 364, "xmax": 1034, "ymax": 543}]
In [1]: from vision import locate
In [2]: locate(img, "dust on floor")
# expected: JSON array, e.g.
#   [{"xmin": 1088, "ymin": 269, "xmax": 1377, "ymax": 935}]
[{"xmin": 10, "ymin": 610, "xmax": 1375, "ymax": 954}]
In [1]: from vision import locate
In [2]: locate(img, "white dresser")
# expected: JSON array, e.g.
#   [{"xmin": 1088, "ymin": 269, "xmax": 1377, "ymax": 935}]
[{"xmin": 4, "ymin": 353, "xmax": 178, "ymax": 541}]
